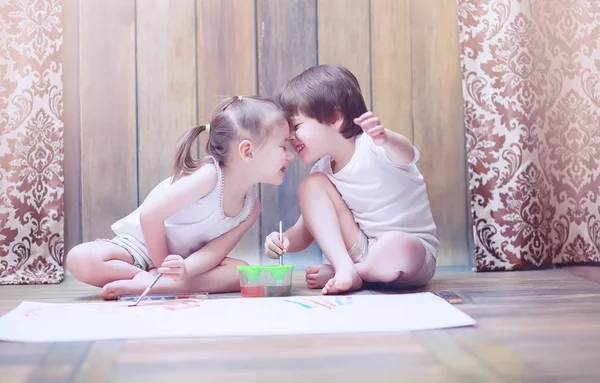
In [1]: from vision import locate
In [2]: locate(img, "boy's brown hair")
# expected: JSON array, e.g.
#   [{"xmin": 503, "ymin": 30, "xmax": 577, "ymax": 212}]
[{"xmin": 276, "ymin": 64, "xmax": 368, "ymax": 138}]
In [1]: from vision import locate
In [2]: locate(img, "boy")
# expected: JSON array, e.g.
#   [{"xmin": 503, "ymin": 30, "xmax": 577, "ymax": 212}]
[{"xmin": 265, "ymin": 64, "xmax": 439, "ymax": 294}]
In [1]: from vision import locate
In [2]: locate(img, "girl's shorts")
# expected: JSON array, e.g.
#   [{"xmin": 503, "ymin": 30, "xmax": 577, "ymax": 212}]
[{"xmin": 97, "ymin": 234, "xmax": 155, "ymax": 271}]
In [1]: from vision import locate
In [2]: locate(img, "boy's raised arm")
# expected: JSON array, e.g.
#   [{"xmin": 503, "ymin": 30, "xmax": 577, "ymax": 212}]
[{"xmin": 354, "ymin": 112, "xmax": 415, "ymax": 166}]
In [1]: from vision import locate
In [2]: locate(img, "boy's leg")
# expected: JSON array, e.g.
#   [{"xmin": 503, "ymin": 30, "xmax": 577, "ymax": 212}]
[
  {"xmin": 354, "ymin": 232, "xmax": 435, "ymax": 287},
  {"xmin": 305, "ymin": 231, "xmax": 368, "ymax": 289},
  {"xmin": 101, "ymin": 257, "xmax": 247, "ymax": 299},
  {"xmin": 66, "ymin": 241, "xmax": 142, "ymax": 287},
  {"xmin": 298, "ymin": 172, "xmax": 363, "ymax": 294},
  {"xmin": 384, "ymin": 245, "xmax": 436, "ymax": 289}
]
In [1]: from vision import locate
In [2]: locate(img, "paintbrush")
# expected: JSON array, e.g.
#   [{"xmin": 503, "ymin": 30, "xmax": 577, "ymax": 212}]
[
  {"xmin": 129, "ymin": 273, "xmax": 162, "ymax": 307},
  {"xmin": 279, "ymin": 220, "xmax": 283, "ymax": 266}
]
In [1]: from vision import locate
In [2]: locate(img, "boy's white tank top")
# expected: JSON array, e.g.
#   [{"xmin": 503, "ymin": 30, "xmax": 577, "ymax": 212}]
[{"xmin": 111, "ymin": 156, "xmax": 257, "ymax": 258}]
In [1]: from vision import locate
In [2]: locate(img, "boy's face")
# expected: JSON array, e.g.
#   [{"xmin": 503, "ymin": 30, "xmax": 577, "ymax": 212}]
[{"xmin": 289, "ymin": 113, "xmax": 338, "ymax": 164}]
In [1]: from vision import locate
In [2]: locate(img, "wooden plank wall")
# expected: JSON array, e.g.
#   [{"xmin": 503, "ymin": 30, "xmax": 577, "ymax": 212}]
[
  {"xmin": 257, "ymin": 0, "xmax": 321, "ymax": 268},
  {"xmin": 64, "ymin": 0, "xmax": 470, "ymax": 267},
  {"xmin": 79, "ymin": 0, "xmax": 137, "ymax": 243}
]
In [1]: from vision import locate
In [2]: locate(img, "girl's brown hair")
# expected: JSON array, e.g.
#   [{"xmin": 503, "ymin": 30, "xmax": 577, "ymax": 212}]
[{"xmin": 172, "ymin": 95, "xmax": 283, "ymax": 181}]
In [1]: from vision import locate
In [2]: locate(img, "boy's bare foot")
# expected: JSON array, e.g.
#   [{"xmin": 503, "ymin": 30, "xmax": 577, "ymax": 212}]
[
  {"xmin": 101, "ymin": 271, "xmax": 156, "ymax": 300},
  {"xmin": 322, "ymin": 266, "xmax": 362, "ymax": 295},
  {"xmin": 305, "ymin": 264, "xmax": 335, "ymax": 289}
]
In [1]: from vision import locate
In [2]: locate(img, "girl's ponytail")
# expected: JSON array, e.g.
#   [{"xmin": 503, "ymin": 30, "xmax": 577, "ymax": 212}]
[{"xmin": 172, "ymin": 124, "xmax": 206, "ymax": 181}]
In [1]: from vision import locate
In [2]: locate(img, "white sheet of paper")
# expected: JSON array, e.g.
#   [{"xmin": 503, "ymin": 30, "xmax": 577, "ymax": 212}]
[{"xmin": 0, "ymin": 293, "xmax": 475, "ymax": 342}]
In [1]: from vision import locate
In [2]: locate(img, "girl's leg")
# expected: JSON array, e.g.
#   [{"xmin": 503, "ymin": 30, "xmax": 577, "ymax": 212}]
[
  {"xmin": 298, "ymin": 172, "xmax": 363, "ymax": 294},
  {"xmin": 354, "ymin": 232, "xmax": 429, "ymax": 285},
  {"xmin": 66, "ymin": 241, "xmax": 141, "ymax": 287},
  {"xmin": 101, "ymin": 257, "xmax": 247, "ymax": 299}
]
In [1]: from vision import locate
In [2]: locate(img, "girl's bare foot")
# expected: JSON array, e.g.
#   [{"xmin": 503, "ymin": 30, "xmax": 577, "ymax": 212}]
[
  {"xmin": 101, "ymin": 280, "xmax": 146, "ymax": 300},
  {"xmin": 305, "ymin": 264, "xmax": 335, "ymax": 289},
  {"xmin": 322, "ymin": 266, "xmax": 362, "ymax": 295},
  {"xmin": 101, "ymin": 271, "xmax": 156, "ymax": 300}
]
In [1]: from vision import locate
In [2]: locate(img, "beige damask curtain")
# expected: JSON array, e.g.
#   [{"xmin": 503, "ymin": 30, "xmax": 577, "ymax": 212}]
[
  {"xmin": 0, "ymin": 0, "xmax": 64, "ymax": 284},
  {"xmin": 459, "ymin": 0, "xmax": 600, "ymax": 271}
]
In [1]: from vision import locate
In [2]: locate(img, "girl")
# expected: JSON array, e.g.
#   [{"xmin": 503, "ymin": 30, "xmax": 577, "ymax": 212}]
[{"xmin": 67, "ymin": 95, "xmax": 293, "ymax": 300}]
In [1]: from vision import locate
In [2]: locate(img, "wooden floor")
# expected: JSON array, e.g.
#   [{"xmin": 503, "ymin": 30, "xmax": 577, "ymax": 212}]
[{"xmin": 2, "ymin": 266, "xmax": 600, "ymax": 382}]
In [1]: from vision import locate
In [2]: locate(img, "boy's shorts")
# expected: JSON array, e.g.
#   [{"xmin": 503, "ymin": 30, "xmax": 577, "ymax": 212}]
[
  {"xmin": 97, "ymin": 234, "xmax": 155, "ymax": 271},
  {"xmin": 347, "ymin": 230, "xmax": 437, "ymax": 288}
]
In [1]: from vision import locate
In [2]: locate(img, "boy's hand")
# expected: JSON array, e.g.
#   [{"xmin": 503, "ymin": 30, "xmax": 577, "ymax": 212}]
[
  {"xmin": 158, "ymin": 254, "xmax": 187, "ymax": 281},
  {"xmin": 264, "ymin": 231, "xmax": 290, "ymax": 259},
  {"xmin": 354, "ymin": 111, "xmax": 386, "ymax": 146}
]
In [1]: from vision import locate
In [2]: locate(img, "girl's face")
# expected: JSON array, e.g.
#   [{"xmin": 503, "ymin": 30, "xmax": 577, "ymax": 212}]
[{"xmin": 252, "ymin": 116, "xmax": 294, "ymax": 185}]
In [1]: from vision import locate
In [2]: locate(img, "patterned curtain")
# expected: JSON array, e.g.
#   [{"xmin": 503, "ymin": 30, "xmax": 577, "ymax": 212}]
[
  {"xmin": 458, "ymin": 0, "xmax": 600, "ymax": 271},
  {"xmin": 0, "ymin": 0, "xmax": 64, "ymax": 284}
]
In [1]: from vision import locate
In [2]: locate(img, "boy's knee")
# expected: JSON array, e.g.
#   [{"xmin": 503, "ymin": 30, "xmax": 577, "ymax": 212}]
[
  {"xmin": 360, "ymin": 262, "xmax": 402, "ymax": 283},
  {"xmin": 299, "ymin": 172, "xmax": 330, "ymax": 196},
  {"xmin": 366, "ymin": 233, "xmax": 427, "ymax": 281},
  {"xmin": 299, "ymin": 173, "xmax": 336, "ymax": 208}
]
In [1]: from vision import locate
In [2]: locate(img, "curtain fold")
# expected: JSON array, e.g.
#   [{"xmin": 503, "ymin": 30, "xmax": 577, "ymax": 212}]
[
  {"xmin": 0, "ymin": 0, "xmax": 64, "ymax": 284},
  {"xmin": 458, "ymin": 0, "xmax": 600, "ymax": 271}
]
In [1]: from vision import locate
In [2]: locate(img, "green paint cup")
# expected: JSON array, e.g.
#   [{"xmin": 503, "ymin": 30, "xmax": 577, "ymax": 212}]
[{"xmin": 237, "ymin": 264, "xmax": 294, "ymax": 298}]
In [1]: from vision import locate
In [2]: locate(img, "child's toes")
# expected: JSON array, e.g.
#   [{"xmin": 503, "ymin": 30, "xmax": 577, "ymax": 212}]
[
  {"xmin": 101, "ymin": 282, "xmax": 118, "ymax": 300},
  {"xmin": 322, "ymin": 279, "xmax": 336, "ymax": 295}
]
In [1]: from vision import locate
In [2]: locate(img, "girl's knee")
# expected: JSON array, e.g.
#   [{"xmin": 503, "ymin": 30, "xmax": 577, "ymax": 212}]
[
  {"xmin": 221, "ymin": 257, "xmax": 248, "ymax": 267},
  {"xmin": 220, "ymin": 258, "xmax": 246, "ymax": 291},
  {"xmin": 226, "ymin": 274, "xmax": 242, "ymax": 292},
  {"xmin": 66, "ymin": 242, "xmax": 125, "ymax": 284},
  {"xmin": 66, "ymin": 244, "xmax": 85, "ymax": 268},
  {"xmin": 222, "ymin": 263, "xmax": 244, "ymax": 292},
  {"xmin": 65, "ymin": 244, "xmax": 94, "ymax": 281}
]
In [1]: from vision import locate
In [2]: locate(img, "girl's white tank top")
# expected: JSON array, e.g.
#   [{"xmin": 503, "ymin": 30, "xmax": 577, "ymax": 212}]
[{"xmin": 110, "ymin": 156, "xmax": 257, "ymax": 258}]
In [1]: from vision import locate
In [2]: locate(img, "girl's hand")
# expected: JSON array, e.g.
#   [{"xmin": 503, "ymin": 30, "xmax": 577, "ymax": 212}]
[
  {"xmin": 264, "ymin": 231, "xmax": 290, "ymax": 259},
  {"xmin": 354, "ymin": 111, "xmax": 386, "ymax": 146},
  {"xmin": 158, "ymin": 254, "xmax": 187, "ymax": 281}
]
